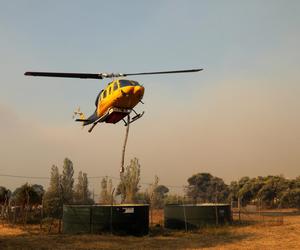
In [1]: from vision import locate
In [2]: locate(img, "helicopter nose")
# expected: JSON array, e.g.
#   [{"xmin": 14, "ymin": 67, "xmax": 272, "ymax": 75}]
[{"xmin": 134, "ymin": 86, "xmax": 144, "ymax": 98}]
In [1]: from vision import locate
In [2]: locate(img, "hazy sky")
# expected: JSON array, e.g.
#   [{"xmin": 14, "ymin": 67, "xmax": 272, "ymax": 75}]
[{"xmin": 0, "ymin": 1, "xmax": 299, "ymax": 195}]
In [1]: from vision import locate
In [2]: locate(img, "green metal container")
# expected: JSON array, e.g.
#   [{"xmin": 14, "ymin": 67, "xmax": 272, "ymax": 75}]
[
  {"xmin": 92, "ymin": 204, "xmax": 149, "ymax": 235},
  {"xmin": 63, "ymin": 205, "xmax": 91, "ymax": 233},
  {"xmin": 164, "ymin": 203, "xmax": 232, "ymax": 229},
  {"xmin": 63, "ymin": 204, "xmax": 149, "ymax": 235}
]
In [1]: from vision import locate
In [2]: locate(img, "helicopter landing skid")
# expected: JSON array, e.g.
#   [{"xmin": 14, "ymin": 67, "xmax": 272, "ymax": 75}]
[
  {"xmin": 122, "ymin": 111, "xmax": 145, "ymax": 126},
  {"xmin": 88, "ymin": 107, "xmax": 132, "ymax": 133}
]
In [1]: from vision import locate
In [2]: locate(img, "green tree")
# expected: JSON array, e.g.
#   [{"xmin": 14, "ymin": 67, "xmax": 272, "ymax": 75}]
[
  {"xmin": 237, "ymin": 177, "xmax": 265, "ymax": 205},
  {"xmin": 296, "ymin": 176, "xmax": 300, "ymax": 186},
  {"xmin": 280, "ymin": 188, "xmax": 300, "ymax": 209},
  {"xmin": 10, "ymin": 183, "xmax": 44, "ymax": 224},
  {"xmin": 153, "ymin": 185, "xmax": 169, "ymax": 208},
  {"xmin": 117, "ymin": 158, "xmax": 141, "ymax": 203},
  {"xmin": 228, "ymin": 175, "xmax": 300, "ymax": 208},
  {"xmin": 60, "ymin": 158, "xmax": 74, "ymax": 203},
  {"xmin": 287, "ymin": 177, "xmax": 300, "ymax": 189},
  {"xmin": 74, "ymin": 171, "xmax": 83, "ymax": 203},
  {"xmin": 146, "ymin": 176, "xmax": 169, "ymax": 208},
  {"xmin": 228, "ymin": 181, "xmax": 239, "ymax": 202},
  {"xmin": 135, "ymin": 191, "xmax": 150, "ymax": 204},
  {"xmin": 11, "ymin": 183, "xmax": 44, "ymax": 207},
  {"xmin": 147, "ymin": 175, "xmax": 159, "ymax": 208},
  {"xmin": 74, "ymin": 171, "xmax": 92, "ymax": 204},
  {"xmin": 31, "ymin": 184, "xmax": 44, "ymax": 203},
  {"xmin": 257, "ymin": 175, "xmax": 288, "ymax": 207},
  {"xmin": 43, "ymin": 165, "xmax": 62, "ymax": 218},
  {"xmin": 82, "ymin": 173, "xmax": 92, "ymax": 204},
  {"xmin": 99, "ymin": 177, "xmax": 114, "ymax": 204},
  {"xmin": 186, "ymin": 173, "xmax": 228, "ymax": 203},
  {"xmin": 0, "ymin": 186, "xmax": 11, "ymax": 205},
  {"xmin": 164, "ymin": 194, "xmax": 185, "ymax": 205}
]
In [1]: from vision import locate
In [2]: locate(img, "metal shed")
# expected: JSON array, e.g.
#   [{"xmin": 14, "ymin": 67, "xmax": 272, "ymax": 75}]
[
  {"xmin": 164, "ymin": 203, "xmax": 232, "ymax": 230},
  {"xmin": 63, "ymin": 204, "xmax": 149, "ymax": 235},
  {"xmin": 63, "ymin": 205, "xmax": 91, "ymax": 234}
]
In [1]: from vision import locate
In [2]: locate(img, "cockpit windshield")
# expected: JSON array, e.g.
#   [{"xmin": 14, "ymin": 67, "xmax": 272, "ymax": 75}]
[
  {"xmin": 131, "ymin": 81, "xmax": 140, "ymax": 86},
  {"xmin": 119, "ymin": 79, "xmax": 140, "ymax": 87}
]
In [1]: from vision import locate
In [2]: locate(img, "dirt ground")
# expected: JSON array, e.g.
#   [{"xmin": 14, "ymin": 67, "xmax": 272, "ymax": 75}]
[{"xmin": 1, "ymin": 210, "xmax": 300, "ymax": 249}]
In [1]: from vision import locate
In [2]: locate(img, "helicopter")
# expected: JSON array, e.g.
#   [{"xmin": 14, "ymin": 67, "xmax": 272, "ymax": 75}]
[{"xmin": 24, "ymin": 69, "xmax": 203, "ymax": 132}]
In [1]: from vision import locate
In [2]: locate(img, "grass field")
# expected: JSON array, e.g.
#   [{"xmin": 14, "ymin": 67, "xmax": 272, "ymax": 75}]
[{"xmin": 0, "ymin": 210, "xmax": 300, "ymax": 249}]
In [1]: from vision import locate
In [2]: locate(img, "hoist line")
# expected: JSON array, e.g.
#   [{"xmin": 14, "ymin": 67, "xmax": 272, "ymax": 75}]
[{"xmin": 120, "ymin": 115, "xmax": 130, "ymax": 173}]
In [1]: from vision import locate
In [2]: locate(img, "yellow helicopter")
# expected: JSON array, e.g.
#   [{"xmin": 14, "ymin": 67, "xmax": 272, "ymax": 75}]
[{"xmin": 24, "ymin": 69, "xmax": 202, "ymax": 132}]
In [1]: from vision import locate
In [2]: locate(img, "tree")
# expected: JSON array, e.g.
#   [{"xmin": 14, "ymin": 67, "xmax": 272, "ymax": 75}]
[
  {"xmin": 10, "ymin": 183, "xmax": 44, "ymax": 224},
  {"xmin": 186, "ymin": 173, "xmax": 228, "ymax": 203},
  {"xmin": 11, "ymin": 183, "xmax": 44, "ymax": 207},
  {"xmin": 148, "ymin": 175, "xmax": 159, "ymax": 208},
  {"xmin": 74, "ymin": 171, "xmax": 93, "ymax": 204},
  {"xmin": 31, "ymin": 184, "xmax": 44, "ymax": 204},
  {"xmin": 209, "ymin": 176, "xmax": 229, "ymax": 202},
  {"xmin": 135, "ymin": 192, "xmax": 150, "ymax": 204},
  {"xmin": 164, "ymin": 194, "xmax": 185, "ymax": 205},
  {"xmin": 43, "ymin": 165, "xmax": 62, "ymax": 218},
  {"xmin": 236, "ymin": 177, "xmax": 265, "ymax": 205},
  {"xmin": 0, "ymin": 186, "xmax": 11, "ymax": 205},
  {"xmin": 296, "ymin": 176, "xmax": 300, "ymax": 186},
  {"xmin": 145, "ymin": 176, "xmax": 169, "ymax": 208},
  {"xmin": 82, "ymin": 173, "xmax": 92, "ymax": 203},
  {"xmin": 257, "ymin": 175, "xmax": 288, "ymax": 207},
  {"xmin": 280, "ymin": 188, "xmax": 300, "ymax": 209},
  {"xmin": 153, "ymin": 185, "xmax": 169, "ymax": 208},
  {"xmin": 60, "ymin": 158, "xmax": 74, "ymax": 203},
  {"xmin": 117, "ymin": 158, "xmax": 141, "ymax": 203},
  {"xmin": 287, "ymin": 177, "xmax": 300, "ymax": 189},
  {"xmin": 186, "ymin": 173, "xmax": 212, "ymax": 202},
  {"xmin": 228, "ymin": 181, "xmax": 239, "ymax": 202},
  {"xmin": 99, "ymin": 177, "xmax": 114, "ymax": 204}
]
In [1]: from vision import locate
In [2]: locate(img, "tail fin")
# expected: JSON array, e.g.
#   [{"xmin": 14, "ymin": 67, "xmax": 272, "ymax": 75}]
[
  {"xmin": 72, "ymin": 107, "xmax": 85, "ymax": 119},
  {"xmin": 73, "ymin": 107, "xmax": 86, "ymax": 128}
]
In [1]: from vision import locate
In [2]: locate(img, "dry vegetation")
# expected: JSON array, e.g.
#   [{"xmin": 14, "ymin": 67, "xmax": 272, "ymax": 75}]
[{"xmin": 1, "ymin": 210, "xmax": 300, "ymax": 249}]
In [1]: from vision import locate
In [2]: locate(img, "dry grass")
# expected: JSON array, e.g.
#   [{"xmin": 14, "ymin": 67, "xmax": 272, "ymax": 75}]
[{"xmin": 1, "ymin": 210, "xmax": 300, "ymax": 249}]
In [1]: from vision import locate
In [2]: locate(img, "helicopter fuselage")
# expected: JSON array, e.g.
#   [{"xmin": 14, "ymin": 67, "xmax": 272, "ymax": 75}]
[{"xmin": 97, "ymin": 79, "xmax": 144, "ymax": 118}]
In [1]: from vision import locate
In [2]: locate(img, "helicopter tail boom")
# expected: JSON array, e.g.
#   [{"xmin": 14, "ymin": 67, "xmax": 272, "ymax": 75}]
[{"xmin": 75, "ymin": 119, "xmax": 90, "ymax": 122}]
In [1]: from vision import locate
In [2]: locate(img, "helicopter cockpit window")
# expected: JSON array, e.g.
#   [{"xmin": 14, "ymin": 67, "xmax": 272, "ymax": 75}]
[
  {"xmin": 131, "ymin": 81, "xmax": 140, "ymax": 86},
  {"xmin": 113, "ymin": 82, "xmax": 118, "ymax": 91},
  {"xmin": 119, "ymin": 80, "xmax": 133, "ymax": 87},
  {"xmin": 103, "ymin": 90, "xmax": 107, "ymax": 99}
]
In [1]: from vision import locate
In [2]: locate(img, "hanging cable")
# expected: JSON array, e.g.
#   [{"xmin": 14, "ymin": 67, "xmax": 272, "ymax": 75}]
[{"xmin": 120, "ymin": 115, "xmax": 130, "ymax": 174}]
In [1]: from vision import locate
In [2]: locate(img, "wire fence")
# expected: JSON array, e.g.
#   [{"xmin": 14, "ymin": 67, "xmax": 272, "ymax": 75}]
[
  {"xmin": 230, "ymin": 200, "xmax": 295, "ymax": 226},
  {"xmin": 0, "ymin": 172, "xmax": 185, "ymax": 206},
  {"xmin": 0, "ymin": 173, "xmax": 184, "ymax": 189},
  {"xmin": 1, "ymin": 173, "xmax": 296, "ymax": 231}
]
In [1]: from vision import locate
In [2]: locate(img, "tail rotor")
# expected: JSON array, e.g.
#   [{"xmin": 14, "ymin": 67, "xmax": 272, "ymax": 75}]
[{"xmin": 73, "ymin": 107, "xmax": 86, "ymax": 128}]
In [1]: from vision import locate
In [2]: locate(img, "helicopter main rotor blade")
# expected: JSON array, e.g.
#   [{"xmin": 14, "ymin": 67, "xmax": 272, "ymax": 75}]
[
  {"xmin": 24, "ymin": 68, "xmax": 203, "ymax": 79},
  {"xmin": 123, "ymin": 68, "xmax": 203, "ymax": 77},
  {"xmin": 24, "ymin": 72, "xmax": 104, "ymax": 79}
]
